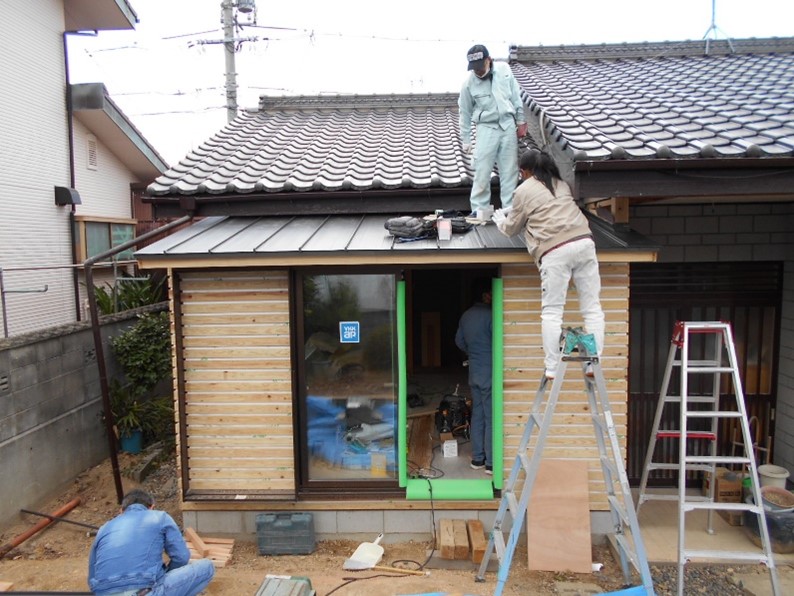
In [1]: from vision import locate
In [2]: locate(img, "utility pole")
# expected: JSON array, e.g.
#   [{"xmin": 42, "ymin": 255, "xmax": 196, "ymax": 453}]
[
  {"xmin": 221, "ymin": 1, "xmax": 238, "ymax": 123},
  {"xmin": 194, "ymin": 1, "xmax": 257, "ymax": 123}
]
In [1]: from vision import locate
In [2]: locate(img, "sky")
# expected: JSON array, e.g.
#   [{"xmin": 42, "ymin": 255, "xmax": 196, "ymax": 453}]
[{"xmin": 67, "ymin": 0, "xmax": 794, "ymax": 165}]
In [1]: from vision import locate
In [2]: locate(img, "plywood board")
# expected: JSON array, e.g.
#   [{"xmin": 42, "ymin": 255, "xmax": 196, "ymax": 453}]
[{"xmin": 527, "ymin": 459, "xmax": 591, "ymax": 573}]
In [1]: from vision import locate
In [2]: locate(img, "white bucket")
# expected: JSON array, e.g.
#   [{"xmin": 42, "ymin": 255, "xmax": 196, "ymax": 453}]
[{"xmin": 758, "ymin": 464, "xmax": 790, "ymax": 488}]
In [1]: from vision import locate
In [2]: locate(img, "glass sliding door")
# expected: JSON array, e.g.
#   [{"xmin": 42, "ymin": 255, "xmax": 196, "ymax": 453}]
[{"xmin": 300, "ymin": 273, "xmax": 397, "ymax": 483}]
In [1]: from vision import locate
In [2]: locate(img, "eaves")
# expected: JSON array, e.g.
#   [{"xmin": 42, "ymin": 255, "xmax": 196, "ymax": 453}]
[
  {"xmin": 71, "ymin": 83, "xmax": 168, "ymax": 181},
  {"xmin": 571, "ymin": 156, "xmax": 794, "ymax": 202},
  {"xmin": 64, "ymin": 0, "xmax": 137, "ymax": 32}
]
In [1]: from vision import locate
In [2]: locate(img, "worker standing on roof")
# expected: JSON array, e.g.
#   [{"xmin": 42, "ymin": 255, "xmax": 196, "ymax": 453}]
[
  {"xmin": 493, "ymin": 149, "xmax": 605, "ymax": 381},
  {"xmin": 458, "ymin": 44, "xmax": 528, "ymax": 216}
]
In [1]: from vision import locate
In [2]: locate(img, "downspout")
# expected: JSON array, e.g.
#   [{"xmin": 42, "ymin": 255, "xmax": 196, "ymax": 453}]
[
  {"xmin": 63, "ymin": 32, "xmax": 83, "ymax": 321},
  {"xmin": 85, "ymin": 214, "xmax": 194, "ymax": 504}
]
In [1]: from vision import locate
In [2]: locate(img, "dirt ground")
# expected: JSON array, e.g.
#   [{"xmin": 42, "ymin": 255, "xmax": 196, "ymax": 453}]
[{"xmin": 0, "ymin": 449, "xmax": 767, "ymax": 595}]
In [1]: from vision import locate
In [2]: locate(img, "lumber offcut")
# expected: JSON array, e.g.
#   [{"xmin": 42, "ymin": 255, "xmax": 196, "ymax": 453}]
[{"xmin": 184, "ymin": 530, "xmax": 234, "ymax": 567}]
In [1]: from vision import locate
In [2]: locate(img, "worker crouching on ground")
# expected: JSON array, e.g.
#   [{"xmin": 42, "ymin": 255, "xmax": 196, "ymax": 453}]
[
  {"xmin": 458, "ymin": 44, "xmax": 527, "ymax": 215},
  {"xmin": 455, "ymin": 278, "xmax": 494, "ymax": 475},
  {"xmin": 88, "ymin": 489, "xmax": 215, "ymax": 596},
  {"xmin": 493, "ymin": 149, "xmax": 605, "ymax": 380}
]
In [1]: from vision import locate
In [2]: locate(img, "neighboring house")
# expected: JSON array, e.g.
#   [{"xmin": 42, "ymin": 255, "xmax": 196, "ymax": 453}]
[
  {"xmin": 136, "ymin": 37, "xmax": 793, "ymax": 540},
  {"xmin": 0, "ymin": 0, "xmax": 167, "ymax": 337}
]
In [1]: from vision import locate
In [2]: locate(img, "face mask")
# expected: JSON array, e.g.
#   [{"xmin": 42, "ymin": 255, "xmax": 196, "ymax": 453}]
[{"xmin": 475, "ymin": 63, "xmax": 491, "ymax": 79}]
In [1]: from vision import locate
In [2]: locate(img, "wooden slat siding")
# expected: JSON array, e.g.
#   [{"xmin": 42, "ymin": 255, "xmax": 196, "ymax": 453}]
[
  {"xmin": 178, "ymin": 270, "xmax": 294, "ymax": 493},
  {"xmin": 501, "ymin": 262, "xmax": 630, "ymax": 510}
]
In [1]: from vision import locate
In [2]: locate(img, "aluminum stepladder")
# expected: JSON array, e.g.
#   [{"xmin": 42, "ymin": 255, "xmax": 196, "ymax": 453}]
[
  {"xmin": 476, "ymin": 328, "xmax": 654, "ymax": 596},
  {"xmin": 635, "ymin": 321, "xmax": 780, "ymax": 596}
]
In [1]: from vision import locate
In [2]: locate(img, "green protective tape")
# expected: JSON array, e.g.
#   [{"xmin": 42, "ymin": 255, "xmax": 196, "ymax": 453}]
[
  {"xmin": 405, "ymin": 478, "xmax": 494, "ymax": 500},
  {"xmin": 491, "ymin": 278, "xmax": 504, "ymax": 489},
  {"xmin": 397, "ymin": 280, "xmax": 408, "ymax": 487}
]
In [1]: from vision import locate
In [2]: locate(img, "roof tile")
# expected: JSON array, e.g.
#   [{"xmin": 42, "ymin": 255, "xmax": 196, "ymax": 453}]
[{"xmin": 511, "ymin": 37, "xmax": 794, "ymax": 161}]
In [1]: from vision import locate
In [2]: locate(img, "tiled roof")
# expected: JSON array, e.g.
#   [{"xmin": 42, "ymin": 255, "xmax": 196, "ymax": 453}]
[
  {"xmin": 147, "ymin": 93, "xmax": 470, "ymax": 196},
  {"xmin": 510, "ymin": 37, "xmax": 794, "ymax": 161}
]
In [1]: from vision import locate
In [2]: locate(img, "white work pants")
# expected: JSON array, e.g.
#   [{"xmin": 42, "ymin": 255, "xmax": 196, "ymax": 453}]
[
  {"xmin": 539, "ymin": 238, "xmax": 605, "ymax": 375},
  {"xmin": 470, "ymin": 125, "xmax": 519, "ymax": 212}
]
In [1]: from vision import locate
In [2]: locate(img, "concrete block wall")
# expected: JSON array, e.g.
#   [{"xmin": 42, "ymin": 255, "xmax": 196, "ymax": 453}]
[
  {"xmin": 182, "ymin": 508, "xmax": 613, "ymax": 545},
  {"xmin": 629, "ymin": 202, "xmax": 792, "ymax": 263},
  {"xmin": 0, "ymin": 309, "xmax": 155, "ymax": 529},
  {"xmin": 630, "ymin": 201, "xmax": 794, "ymax": 484}
]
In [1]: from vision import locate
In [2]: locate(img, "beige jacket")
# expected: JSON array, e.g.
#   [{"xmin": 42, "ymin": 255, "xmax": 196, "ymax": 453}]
[{"xmin": 498, "ymin": 177, "xmax": 592, "ymax": 266}]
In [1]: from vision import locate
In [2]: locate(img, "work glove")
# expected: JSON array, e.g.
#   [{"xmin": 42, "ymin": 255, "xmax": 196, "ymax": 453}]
[
  {"xmin": 492, "ymin": 207, "xmax": 511, "ymax": 233},
  {"xmin": 462, "ymin": 143, "xmax": 472, "ymax": 155},
  {"xmin": 517, "ymin": 122, "xmax": 528, "ymax": 139}
]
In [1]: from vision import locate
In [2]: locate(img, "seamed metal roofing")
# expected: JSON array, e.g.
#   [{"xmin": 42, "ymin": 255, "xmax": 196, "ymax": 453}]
[{"xmin": 135, "ymin": 213, "xmax": 658, "ymax": 260}]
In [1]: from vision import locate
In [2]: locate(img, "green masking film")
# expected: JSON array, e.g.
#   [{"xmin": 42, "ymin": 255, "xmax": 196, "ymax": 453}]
[
  {"xmin": 406, "ymin": 478, "xmax": 494, "ymax": 500},
  {"xmin": 491, "ymin": 277, "xmax": 504, "ymax": 489},
  {"xmin": 397, "ymin": 281, "xmax": 408, "ymax": 487}
]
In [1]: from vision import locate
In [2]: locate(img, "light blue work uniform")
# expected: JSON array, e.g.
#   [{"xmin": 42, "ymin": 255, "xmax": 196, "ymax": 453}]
[
  {"xmin": 455, "ymin": 301, "xmax": 493, "ymax": 467},
  {"xmin": 458, "ymin": 62, "xmax": 525, "ymax": 212}
]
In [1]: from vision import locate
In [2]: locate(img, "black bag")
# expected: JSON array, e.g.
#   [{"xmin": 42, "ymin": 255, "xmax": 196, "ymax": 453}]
[{"xmin": 434, "ymin": 394, "xmax": 471, "ymax": 437}]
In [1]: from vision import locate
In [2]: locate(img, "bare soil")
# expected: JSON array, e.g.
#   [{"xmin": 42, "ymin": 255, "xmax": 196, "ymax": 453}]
[{"xmin": 0, "ymin": 449, "xmax": 769, "ymax": 595}]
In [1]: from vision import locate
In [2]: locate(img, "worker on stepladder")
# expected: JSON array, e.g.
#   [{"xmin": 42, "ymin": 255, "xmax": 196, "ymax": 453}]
[
  {"xmin": 458, "ymin": 44, "xmax": 527, "ymax": 216},
  {"xmin": 493, "ymin": 149, "xmax": 605, "ymax": 380}
]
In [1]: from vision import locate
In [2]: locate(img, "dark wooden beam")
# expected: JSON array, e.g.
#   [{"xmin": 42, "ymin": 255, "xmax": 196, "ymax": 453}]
[{"xmin": 575, "ymin": 166, "xmax": 794, "ymax": 200}]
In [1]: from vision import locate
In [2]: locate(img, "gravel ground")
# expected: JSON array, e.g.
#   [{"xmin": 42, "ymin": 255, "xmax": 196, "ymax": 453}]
[{"xmin": 650, "ymin": 564, "xmax": 749, "ymax": 595}]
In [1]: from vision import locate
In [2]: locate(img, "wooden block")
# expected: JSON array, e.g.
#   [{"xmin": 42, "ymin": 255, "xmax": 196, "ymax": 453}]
[
  {"xmin": 185, "ymin": 527, "xmax": 210, "ymax": 557},
  {"xmin": 0, "ymin": 582, "xmax": 14, "ymax": 592},
  {"xmin": 453, "ymin": 520, "xmax": 469, "ymax": 560},
  {"xmin": 439, "ymin": 519, "xmax": 455, "ymax": 559},
  {"xmin": 527, "ymin": 459, "xmax": 592, "ymax": 573},
  {"xmin": 467, "ymin": 519, "xmax": 487, "ymax": 564}
]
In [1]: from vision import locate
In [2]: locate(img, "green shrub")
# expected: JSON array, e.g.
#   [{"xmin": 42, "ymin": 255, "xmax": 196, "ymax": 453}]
[
  {"xmin": 111, "ymin": 311, "xmax": 171, "ymax": 392},
  {"xmin": 93, "ymin": 274, "xmax": 166, "ymax": 315}
]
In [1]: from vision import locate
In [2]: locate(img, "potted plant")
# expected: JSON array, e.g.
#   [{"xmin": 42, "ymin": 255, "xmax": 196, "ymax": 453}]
[
  {"xmin": 109, "ymin": 379, "xmax": 146, "ymax": 454},
  {"xmin": 106, "ymin": 311, "xmax": 175, "ymax": 453}
]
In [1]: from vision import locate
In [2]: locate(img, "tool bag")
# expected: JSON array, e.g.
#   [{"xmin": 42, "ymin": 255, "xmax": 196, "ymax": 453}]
[
  {"xmin": 384, "ymin": 216, "xmax": 435, "ymax": 239},
  {"xmin": 434, "ymin": 394, "xmax": 471, "ymax": 437}
]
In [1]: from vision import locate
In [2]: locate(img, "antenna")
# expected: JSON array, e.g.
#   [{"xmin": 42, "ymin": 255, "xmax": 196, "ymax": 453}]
[{"xmin": 702, "ymin": 0, "xmax": 735, "ymax": 54}]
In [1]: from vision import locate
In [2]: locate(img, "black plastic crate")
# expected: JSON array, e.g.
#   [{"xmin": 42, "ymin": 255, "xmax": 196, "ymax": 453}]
[{"xmin": 256, "ymin": 512, "xmax": 315, "ymax": 555}]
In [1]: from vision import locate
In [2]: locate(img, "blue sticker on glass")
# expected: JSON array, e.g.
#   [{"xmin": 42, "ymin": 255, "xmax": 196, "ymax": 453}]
[{"xmin": 339, "ymin": 321, "xmax": 360, "ymax": 344}]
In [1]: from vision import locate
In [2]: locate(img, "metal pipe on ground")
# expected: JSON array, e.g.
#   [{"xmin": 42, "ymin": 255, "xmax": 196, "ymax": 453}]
[
  {"xmin": 19, "ymin": 509, "xmax": 99, "ymax": 532},
  {"xmin": 0, "ymin": 498, "xmax": 81, "ymax": 559}
]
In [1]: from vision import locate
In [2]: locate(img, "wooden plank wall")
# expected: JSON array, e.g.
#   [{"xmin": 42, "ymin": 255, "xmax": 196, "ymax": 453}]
[
  {"xmin": 175, "ymin": 270, "xmax": 294, "ymax": 493},
  {"xmin": 502, "ymin": 262, "xmax": 629, "ymax": 510}
]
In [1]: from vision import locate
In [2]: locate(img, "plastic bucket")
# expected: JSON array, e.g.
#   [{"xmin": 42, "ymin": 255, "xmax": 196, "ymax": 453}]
[{"xmin": 758, "ymin": 464, "xmax": 790, "ymax": 488}]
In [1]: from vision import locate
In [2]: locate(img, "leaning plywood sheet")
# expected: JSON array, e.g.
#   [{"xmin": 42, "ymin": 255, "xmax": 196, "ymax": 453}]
[{"xmin": 527, "ymin": 459, "xmax": 591, "ymax": 573}]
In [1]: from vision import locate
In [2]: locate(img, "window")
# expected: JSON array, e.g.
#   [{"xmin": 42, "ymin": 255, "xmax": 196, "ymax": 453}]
[
  {"xmin": 73, "ymin": 217, "xmax": 136, "ymax": 261},
  {"xmin": 300, "ymin": 273, "xmax": 397, "ymax": 484}
]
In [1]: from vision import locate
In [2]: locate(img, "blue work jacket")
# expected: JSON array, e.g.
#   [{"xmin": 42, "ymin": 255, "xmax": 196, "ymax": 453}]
[{"xmin": 88, "ymin": 504, "xmax": 190, "ymax": 595}]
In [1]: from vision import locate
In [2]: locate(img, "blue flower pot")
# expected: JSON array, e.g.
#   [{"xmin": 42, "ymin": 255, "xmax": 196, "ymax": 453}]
[{"xmin": 119, "ymin": 429, "xmax": 143, "ymax": 454}]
